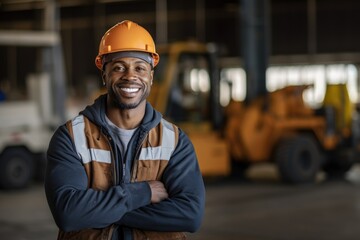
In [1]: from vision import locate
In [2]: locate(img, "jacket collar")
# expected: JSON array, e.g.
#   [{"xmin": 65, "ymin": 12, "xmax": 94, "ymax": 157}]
[{"xmin": 80, "ymin": 94, "xmax": 162, "ymax": 133}]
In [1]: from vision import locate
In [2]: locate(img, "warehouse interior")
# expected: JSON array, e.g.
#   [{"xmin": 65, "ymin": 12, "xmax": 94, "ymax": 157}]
[{"xmin": 1, "ymin": 0, "xmax": 360, "ymax": 239}]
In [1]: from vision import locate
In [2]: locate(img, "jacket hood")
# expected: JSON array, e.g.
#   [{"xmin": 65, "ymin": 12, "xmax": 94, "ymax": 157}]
[{"xmin": 80, "ymin": 94, "xmax": 162, "ymax": 132}]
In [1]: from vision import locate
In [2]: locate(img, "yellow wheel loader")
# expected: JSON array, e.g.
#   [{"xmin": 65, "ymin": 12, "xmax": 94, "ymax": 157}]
[{"xmin": 225, "ymin": 84, "xmax": 360, "ymax": 183}]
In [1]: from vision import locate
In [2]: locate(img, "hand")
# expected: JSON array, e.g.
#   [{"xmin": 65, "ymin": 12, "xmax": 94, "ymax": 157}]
[{"xmin": 148, "ymin": 180, "xmax": 168, "ymax": 204}]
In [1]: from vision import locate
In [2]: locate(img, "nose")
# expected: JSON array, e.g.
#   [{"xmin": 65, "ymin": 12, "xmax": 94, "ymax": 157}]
[{"xmin": 122, "ymin": 68, "xmax": 138, "ymax": 81}]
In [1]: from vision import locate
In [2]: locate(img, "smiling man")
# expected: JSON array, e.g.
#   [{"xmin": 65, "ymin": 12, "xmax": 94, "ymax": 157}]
[{"xmin": 44, "ymin": 20, "xmax": 205, "ymax": 240}]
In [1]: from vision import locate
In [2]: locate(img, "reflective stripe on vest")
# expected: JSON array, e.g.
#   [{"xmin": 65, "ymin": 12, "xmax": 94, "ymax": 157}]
[
  {"xmin": 139, "ymin": 119, "xmax": 176, "ymax": 161},
  {"xmin": 71, "ymin": 115, "xmax": 176, "ymax": 164},
  {"xmin": 72, "ymin": 115, "xmax": 111, "ymax": 164}
]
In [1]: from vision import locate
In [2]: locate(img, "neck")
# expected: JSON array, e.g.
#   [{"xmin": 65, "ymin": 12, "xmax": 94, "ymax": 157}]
[{"xmin": 106, "ymin": 100, "xmax": 146, "ymax": 130}]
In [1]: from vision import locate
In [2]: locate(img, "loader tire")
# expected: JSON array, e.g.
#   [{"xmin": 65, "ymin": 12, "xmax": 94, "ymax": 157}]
[
  {"xmin": 0, "ymin": 148, "xmax": 34, "ymax": 189},
  {"xmin": 275, "ymin": 135, "xmax": 322, "ymax": 184},
  {"xmin": 230, "ymin": 158, "xmax": 250, "ymax": 180},
  {"xmin": 323, "ymin": 149, "xmax": 355, "ymax": 180}
]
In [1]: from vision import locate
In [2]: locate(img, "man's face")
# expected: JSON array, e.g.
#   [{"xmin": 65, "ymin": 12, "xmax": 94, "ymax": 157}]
[{"xmin": 103, "ymin": 57, "xmax": 153, "ymax": 110}]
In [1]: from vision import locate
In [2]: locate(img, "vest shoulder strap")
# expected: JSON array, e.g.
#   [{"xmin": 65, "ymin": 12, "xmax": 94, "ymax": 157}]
[
  {"xmin": 160, "ymin": 117, "xmax": 179, "ymax": 153},
  {"xmin": 67, "ymin": 114, "xmax": 112, "ymax": 164}
]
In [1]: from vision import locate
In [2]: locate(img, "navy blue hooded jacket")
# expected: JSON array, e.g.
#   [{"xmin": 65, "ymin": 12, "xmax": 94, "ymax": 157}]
[{"xmin": 44, "ymin": 95, "xmax": 206, "ymax": 239}]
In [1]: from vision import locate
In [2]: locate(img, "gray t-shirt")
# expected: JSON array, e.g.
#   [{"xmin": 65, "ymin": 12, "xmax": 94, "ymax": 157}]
[{"xmin": 105, "ymin": 115, "xmax": 137, "ymax": 156}]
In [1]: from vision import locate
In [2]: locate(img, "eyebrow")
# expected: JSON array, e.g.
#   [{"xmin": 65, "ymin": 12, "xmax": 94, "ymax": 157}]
[{"xmin": 112, "ymin": 59, "xmax": 148, "ymax": 65}]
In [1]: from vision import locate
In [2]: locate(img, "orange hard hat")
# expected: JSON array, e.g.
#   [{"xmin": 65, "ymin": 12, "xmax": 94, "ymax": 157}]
[{"xmin": 95, "ymin": 20, "xmax": 159, "ymax": 70}]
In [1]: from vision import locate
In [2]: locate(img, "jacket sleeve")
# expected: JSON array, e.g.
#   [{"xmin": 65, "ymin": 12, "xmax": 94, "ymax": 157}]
[
  {"xmin": 44, "ymin": 125, "xmax": 151, "ymax": 232},
  {"xmin": 118, "ymin": 129, "xmax": 206, "ymax": 232}
]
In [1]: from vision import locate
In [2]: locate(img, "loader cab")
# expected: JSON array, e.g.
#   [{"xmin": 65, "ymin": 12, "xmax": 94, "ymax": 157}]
[
  {"xmin": 151, "ymin": 41, "xmax": 223, "ymax": 128},
  {"xmin": 149, "ymin": 41, "xmax": 230, "ymax": 176}
]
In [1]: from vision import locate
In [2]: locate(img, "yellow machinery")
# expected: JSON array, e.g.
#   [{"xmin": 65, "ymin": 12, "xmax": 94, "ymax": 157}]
[
  {"xmin": 225, "ymin": 84, "xmax": 360, "ymax": 183},
  {"xmin": 149, "ymin": 41, "xmax": 230, "ymax": 176}
]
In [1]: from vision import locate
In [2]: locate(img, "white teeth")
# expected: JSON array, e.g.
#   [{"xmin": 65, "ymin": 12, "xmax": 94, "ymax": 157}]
[{"xmin": 121, "ymin": 88, "xmax": 139, "ymax": 93}]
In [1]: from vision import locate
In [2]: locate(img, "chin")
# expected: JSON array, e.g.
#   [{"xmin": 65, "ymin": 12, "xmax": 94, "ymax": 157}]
[{"xmin": 116, "ymin": 99, "xmax": 145, "ymax": 110}]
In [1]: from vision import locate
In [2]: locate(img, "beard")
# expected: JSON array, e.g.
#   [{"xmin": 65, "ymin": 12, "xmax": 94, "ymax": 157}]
[
  {"xmin": 114, "ymin": 95, "xmax": 146, "ymax": 109},
  {"xmin": 116, "ymin": 101, "xmax": 141, "ymax": 110}
]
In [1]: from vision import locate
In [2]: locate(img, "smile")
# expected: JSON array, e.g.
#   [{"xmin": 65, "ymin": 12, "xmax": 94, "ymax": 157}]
[{"xmin": 120, "ymin": 87, "xmax": 140, "ymax": 93}]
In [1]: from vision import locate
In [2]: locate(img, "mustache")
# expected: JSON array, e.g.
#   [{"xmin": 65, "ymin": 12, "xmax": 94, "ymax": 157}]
[{"xmin": 114, "ymin": 81, "xmax": 143, "ymax": 88}]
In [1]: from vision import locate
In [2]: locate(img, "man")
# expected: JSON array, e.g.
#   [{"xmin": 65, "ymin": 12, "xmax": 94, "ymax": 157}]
[{"xmin": 45, "ymin": 20, "xmax": 205, "ymax": 240}]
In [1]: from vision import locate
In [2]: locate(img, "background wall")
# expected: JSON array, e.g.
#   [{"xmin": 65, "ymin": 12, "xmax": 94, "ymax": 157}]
[{"xmin": 1, "ymin": 0, "xmax": 360, "ymax": 98}]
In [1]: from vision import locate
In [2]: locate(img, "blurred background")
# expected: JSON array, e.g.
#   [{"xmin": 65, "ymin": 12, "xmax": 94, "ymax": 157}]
[{"xmin": 1, "ymin": 0, "xmax": 360, "ymax": 239}]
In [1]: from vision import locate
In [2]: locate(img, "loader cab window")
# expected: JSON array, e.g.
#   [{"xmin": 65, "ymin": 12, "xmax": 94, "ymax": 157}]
[{"xmin": 157, "ymin": 52, "xmax": 212, "ymax": 123}]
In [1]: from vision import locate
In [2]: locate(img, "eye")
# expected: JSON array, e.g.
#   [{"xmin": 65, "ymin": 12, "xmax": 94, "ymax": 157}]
[
  {"xmin": 136, "ymin": 65, "xmax": 147, "ymax": 72},
  {"xmin": 112, "ymin": 64, "xmax": 125, "ymax": 72}
]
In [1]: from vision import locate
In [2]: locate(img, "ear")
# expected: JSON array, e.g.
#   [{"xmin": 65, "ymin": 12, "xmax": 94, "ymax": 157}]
[{"xmin": 150, "ymin": 70, "xmax": 154, "ymax": 85}]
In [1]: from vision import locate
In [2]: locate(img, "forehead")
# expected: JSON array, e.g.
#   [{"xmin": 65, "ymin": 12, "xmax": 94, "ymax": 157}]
[
  {"xmin": 112, "ymin": 57, "xmax": 149, "ymax": 65},
  {"xmin": 105, "ymin": 57, "xmax": 152, "ymax": 71}
]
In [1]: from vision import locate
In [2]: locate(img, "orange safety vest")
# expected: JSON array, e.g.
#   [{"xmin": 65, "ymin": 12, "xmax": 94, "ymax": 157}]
[{"xmin": 57, "ymin": 114, "xmax": 186, "ymax": 240}]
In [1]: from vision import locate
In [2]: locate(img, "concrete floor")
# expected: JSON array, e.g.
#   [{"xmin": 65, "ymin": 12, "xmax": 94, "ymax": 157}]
[{"xmin": 1, "ymin": 164, "xmax": 360, "ymax": 240}]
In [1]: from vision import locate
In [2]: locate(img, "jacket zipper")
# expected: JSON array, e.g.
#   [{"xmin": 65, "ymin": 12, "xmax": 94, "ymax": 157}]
[
  {"xmin": 130, "ymin": 132, "xmax": 147, "ymax": 182},
  {"xmin": 122, "ymin": 163, "xmax": 126, "ymax": 183}
]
